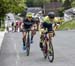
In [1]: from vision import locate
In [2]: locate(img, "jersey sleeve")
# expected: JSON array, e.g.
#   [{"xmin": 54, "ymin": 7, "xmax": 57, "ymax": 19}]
[{"xmin": 43, "ymin": 16, "xmax": 50, "ymax": 23}]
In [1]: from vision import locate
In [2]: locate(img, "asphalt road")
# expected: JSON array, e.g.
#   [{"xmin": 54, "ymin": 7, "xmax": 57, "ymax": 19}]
[{"xmin": 0, "ymin": 31, "xmax": 75, "ymax": 66}]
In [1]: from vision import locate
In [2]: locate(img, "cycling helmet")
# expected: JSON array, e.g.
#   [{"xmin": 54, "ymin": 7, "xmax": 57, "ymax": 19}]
[
  {"xmin": 26, "ymin": 12, "xmax": 32, "ymax": 18},
  {"xmin": 48, "ymin": 12, "xmax": 55, "ymax": 19}
]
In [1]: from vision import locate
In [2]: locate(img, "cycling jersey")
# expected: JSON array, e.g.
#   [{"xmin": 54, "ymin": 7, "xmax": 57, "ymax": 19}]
[
  {"xmin": 43, "ymin": 16, "xmax": 51, "ymax": 24},
  {"xmin": 41, "ymin": 16, "xmax": 59, "ymax": 32},
  {"xmin": 42, "ymin": 16, "xmax": 54, "ymax": 32},
  {"xmin": 23, "ymin": 18, "xmax": 35, "ymax": 29}
]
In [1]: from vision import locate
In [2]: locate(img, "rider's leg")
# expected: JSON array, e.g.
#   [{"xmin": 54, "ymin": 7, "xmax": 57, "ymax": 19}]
[
  {"xmin": 12, "ymin": 22, "xmax": 14, "ymax": 32},
  {"xmin": 39, "ymin": 22, "xmax": 47, "ymax": 49},
  {"xmin": 47, "ymin": 23, "xmax": 52, "ymax": 51},
  {"xmin": 22, "ymin": 32, "xmax": 26, "ymax": 47},
  {"xmin": 31, "ymin": 30, "xmax": 36, "ymax": 43},
  {"xmin": 48, "ymin": 32, "xmax": 52, "ymax": 52},
  {"xmin": 40, "ymin": 33, "xmax": 44, "ymax": 49},
  {"xmin": 53, "ymin": 30, "xmax": 55, "ymax": 37}
]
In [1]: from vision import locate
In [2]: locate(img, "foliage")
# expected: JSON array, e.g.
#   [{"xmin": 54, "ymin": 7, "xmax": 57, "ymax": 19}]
[
  {"xmin": 0, "ymin": 0, "xmax": 27, "ymax": 17},
  {"xmin": 26, "ymin": 0, "xmax": 51, "ymax": 7},
  {"xmin": 71, "ymin": 1, "xmax": 75, "ymax": 7},
  {"xmin": 58, "ymin": 20, "xmax": 75, "ymax": 30}
]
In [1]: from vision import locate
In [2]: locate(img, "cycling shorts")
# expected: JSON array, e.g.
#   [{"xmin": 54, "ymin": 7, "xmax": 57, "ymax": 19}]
[{"xmin": 42, "ymin": 22, "xmax": 53, "ymax": 32}]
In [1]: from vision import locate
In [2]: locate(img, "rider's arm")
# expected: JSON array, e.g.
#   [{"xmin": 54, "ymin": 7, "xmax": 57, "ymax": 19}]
[
  {"xmin": 21, "ymin": 18, "xmax": 25, "ymax": 29},
  {"xmin": 21, "ymin": 22, "xmax": 24, "ymax": 29},
  {"xmin": 53, "ymin": 23, "xmax": 57, "ymax": 31},
  {"xmin": 52, "ymin": 23, "xmax": 56, "ymax": 37}
]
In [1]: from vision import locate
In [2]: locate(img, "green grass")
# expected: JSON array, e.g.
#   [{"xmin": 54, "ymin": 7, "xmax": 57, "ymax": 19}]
[
  {"xmin": 0, "ymin": 24, "xmax": 5, "ymax": 31},
  {"xmin": 0, "ymin": 28, "xmax": 5, "ymax": 31},
  {"xmin": 58, "ymin": 20, "xmax": 75, "ymax": 30}
]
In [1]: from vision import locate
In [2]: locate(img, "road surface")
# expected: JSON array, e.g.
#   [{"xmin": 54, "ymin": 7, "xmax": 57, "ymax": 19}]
[{"xmin": 0, "ymin": 31, "xmax": 75, "ymax": 66}]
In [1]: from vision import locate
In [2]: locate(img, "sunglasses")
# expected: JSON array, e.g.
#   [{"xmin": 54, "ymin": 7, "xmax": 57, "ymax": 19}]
[{"xmin": 28, "ymin": 17, "xmax": 32, "ymax": 18}]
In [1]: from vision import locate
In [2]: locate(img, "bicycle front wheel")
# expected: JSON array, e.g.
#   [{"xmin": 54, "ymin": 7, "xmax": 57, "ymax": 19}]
[
  {"xmin": 26, "ymin": 46, "xmax": 30, "ymax": 56},
  {"xmin": 26, "ymin": 32, "xmax": 30, "ymax": 56},
  {"xmin": 48, "ymin": 40, "xmax": 54, "ymax": 62}
]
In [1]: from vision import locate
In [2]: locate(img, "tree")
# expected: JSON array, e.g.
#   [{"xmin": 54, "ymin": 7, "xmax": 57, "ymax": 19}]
[
  {"xmin": 0, "ymin": 0, "xmax": 27, "ymax": 17},
  {"xmin": 71, "ymin": 0, "xmax": 75, "ymax": 7},
  {"xmin": 26, "ymin": 0, "xmax": 34, "ymax": 7},
  {"xmin": 26, "ymin": 0, "xmax": 51, "ymax": 7},
  {"xmin": 63, "ymin": 0, "xmax": 74, "ymax": 9}
]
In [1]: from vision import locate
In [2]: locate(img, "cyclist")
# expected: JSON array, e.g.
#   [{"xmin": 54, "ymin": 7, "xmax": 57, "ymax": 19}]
[
  {"xmin": 39, "ymin": 12, "xmax": 56, "ymax": 51},
  {"xmin": 34, "ymin": 17, "xmax": 40, "ymax": 31},
  {"xmin": 21, "ymin": 12, "xmax": 36, "ymax": 50}
]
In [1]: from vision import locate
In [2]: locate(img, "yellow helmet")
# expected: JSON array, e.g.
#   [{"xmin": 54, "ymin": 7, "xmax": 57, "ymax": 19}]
[{"xmin": 26, "ymin": 12, "xmax": 32, "ymax": 18}]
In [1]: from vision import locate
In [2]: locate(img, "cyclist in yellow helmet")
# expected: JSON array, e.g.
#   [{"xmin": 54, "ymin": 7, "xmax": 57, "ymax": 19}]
[{"xmin": 21, "ymin": 12, "xmax": 36, "ymax": 50}]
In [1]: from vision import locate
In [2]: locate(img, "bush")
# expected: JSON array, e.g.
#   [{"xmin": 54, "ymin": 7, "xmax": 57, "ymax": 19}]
[
  {"xmin": 0, "ymin": 21, "xmax": 5, "ymax": 31},
  {"xmin": 58, "ymin": 20, "xmax": 75, "ymax": 30}
]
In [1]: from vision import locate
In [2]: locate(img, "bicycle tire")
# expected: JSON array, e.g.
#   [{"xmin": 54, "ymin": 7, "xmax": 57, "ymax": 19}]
[
  {"xmin": 48, "ymin": 40, "xmax": 54, "ymax": 62},
  {"xmin": 26, "ymin": 46, "xmax": 30, "ymax": 56},
  {"xmin": 26, "ymin": 32, "xmax": 30, "ymax": 56}
]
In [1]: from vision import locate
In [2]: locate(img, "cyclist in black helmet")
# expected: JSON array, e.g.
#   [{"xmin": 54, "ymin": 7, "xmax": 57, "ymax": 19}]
[{"xmin": 39, "ymin": 12, "xmax": 56, "ymax": 50}]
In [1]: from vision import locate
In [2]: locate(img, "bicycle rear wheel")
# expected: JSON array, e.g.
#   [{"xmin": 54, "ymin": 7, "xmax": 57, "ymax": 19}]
[{"xmin": 48, "ymin": 40, "xmax": 54, "ymax": 62}]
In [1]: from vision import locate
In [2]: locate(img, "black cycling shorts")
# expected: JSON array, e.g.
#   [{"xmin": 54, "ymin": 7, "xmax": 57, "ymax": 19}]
[
  {"xmin": 42, "ymin": 22, "xmax": 53, "ymax": 32},
  {"xmin": 22, "ymin": 22, "xmax": 33, "ymax": 32},
  {"xmin": 24, "ymin": 22, "xmax": 33, "ymax": 29}
]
